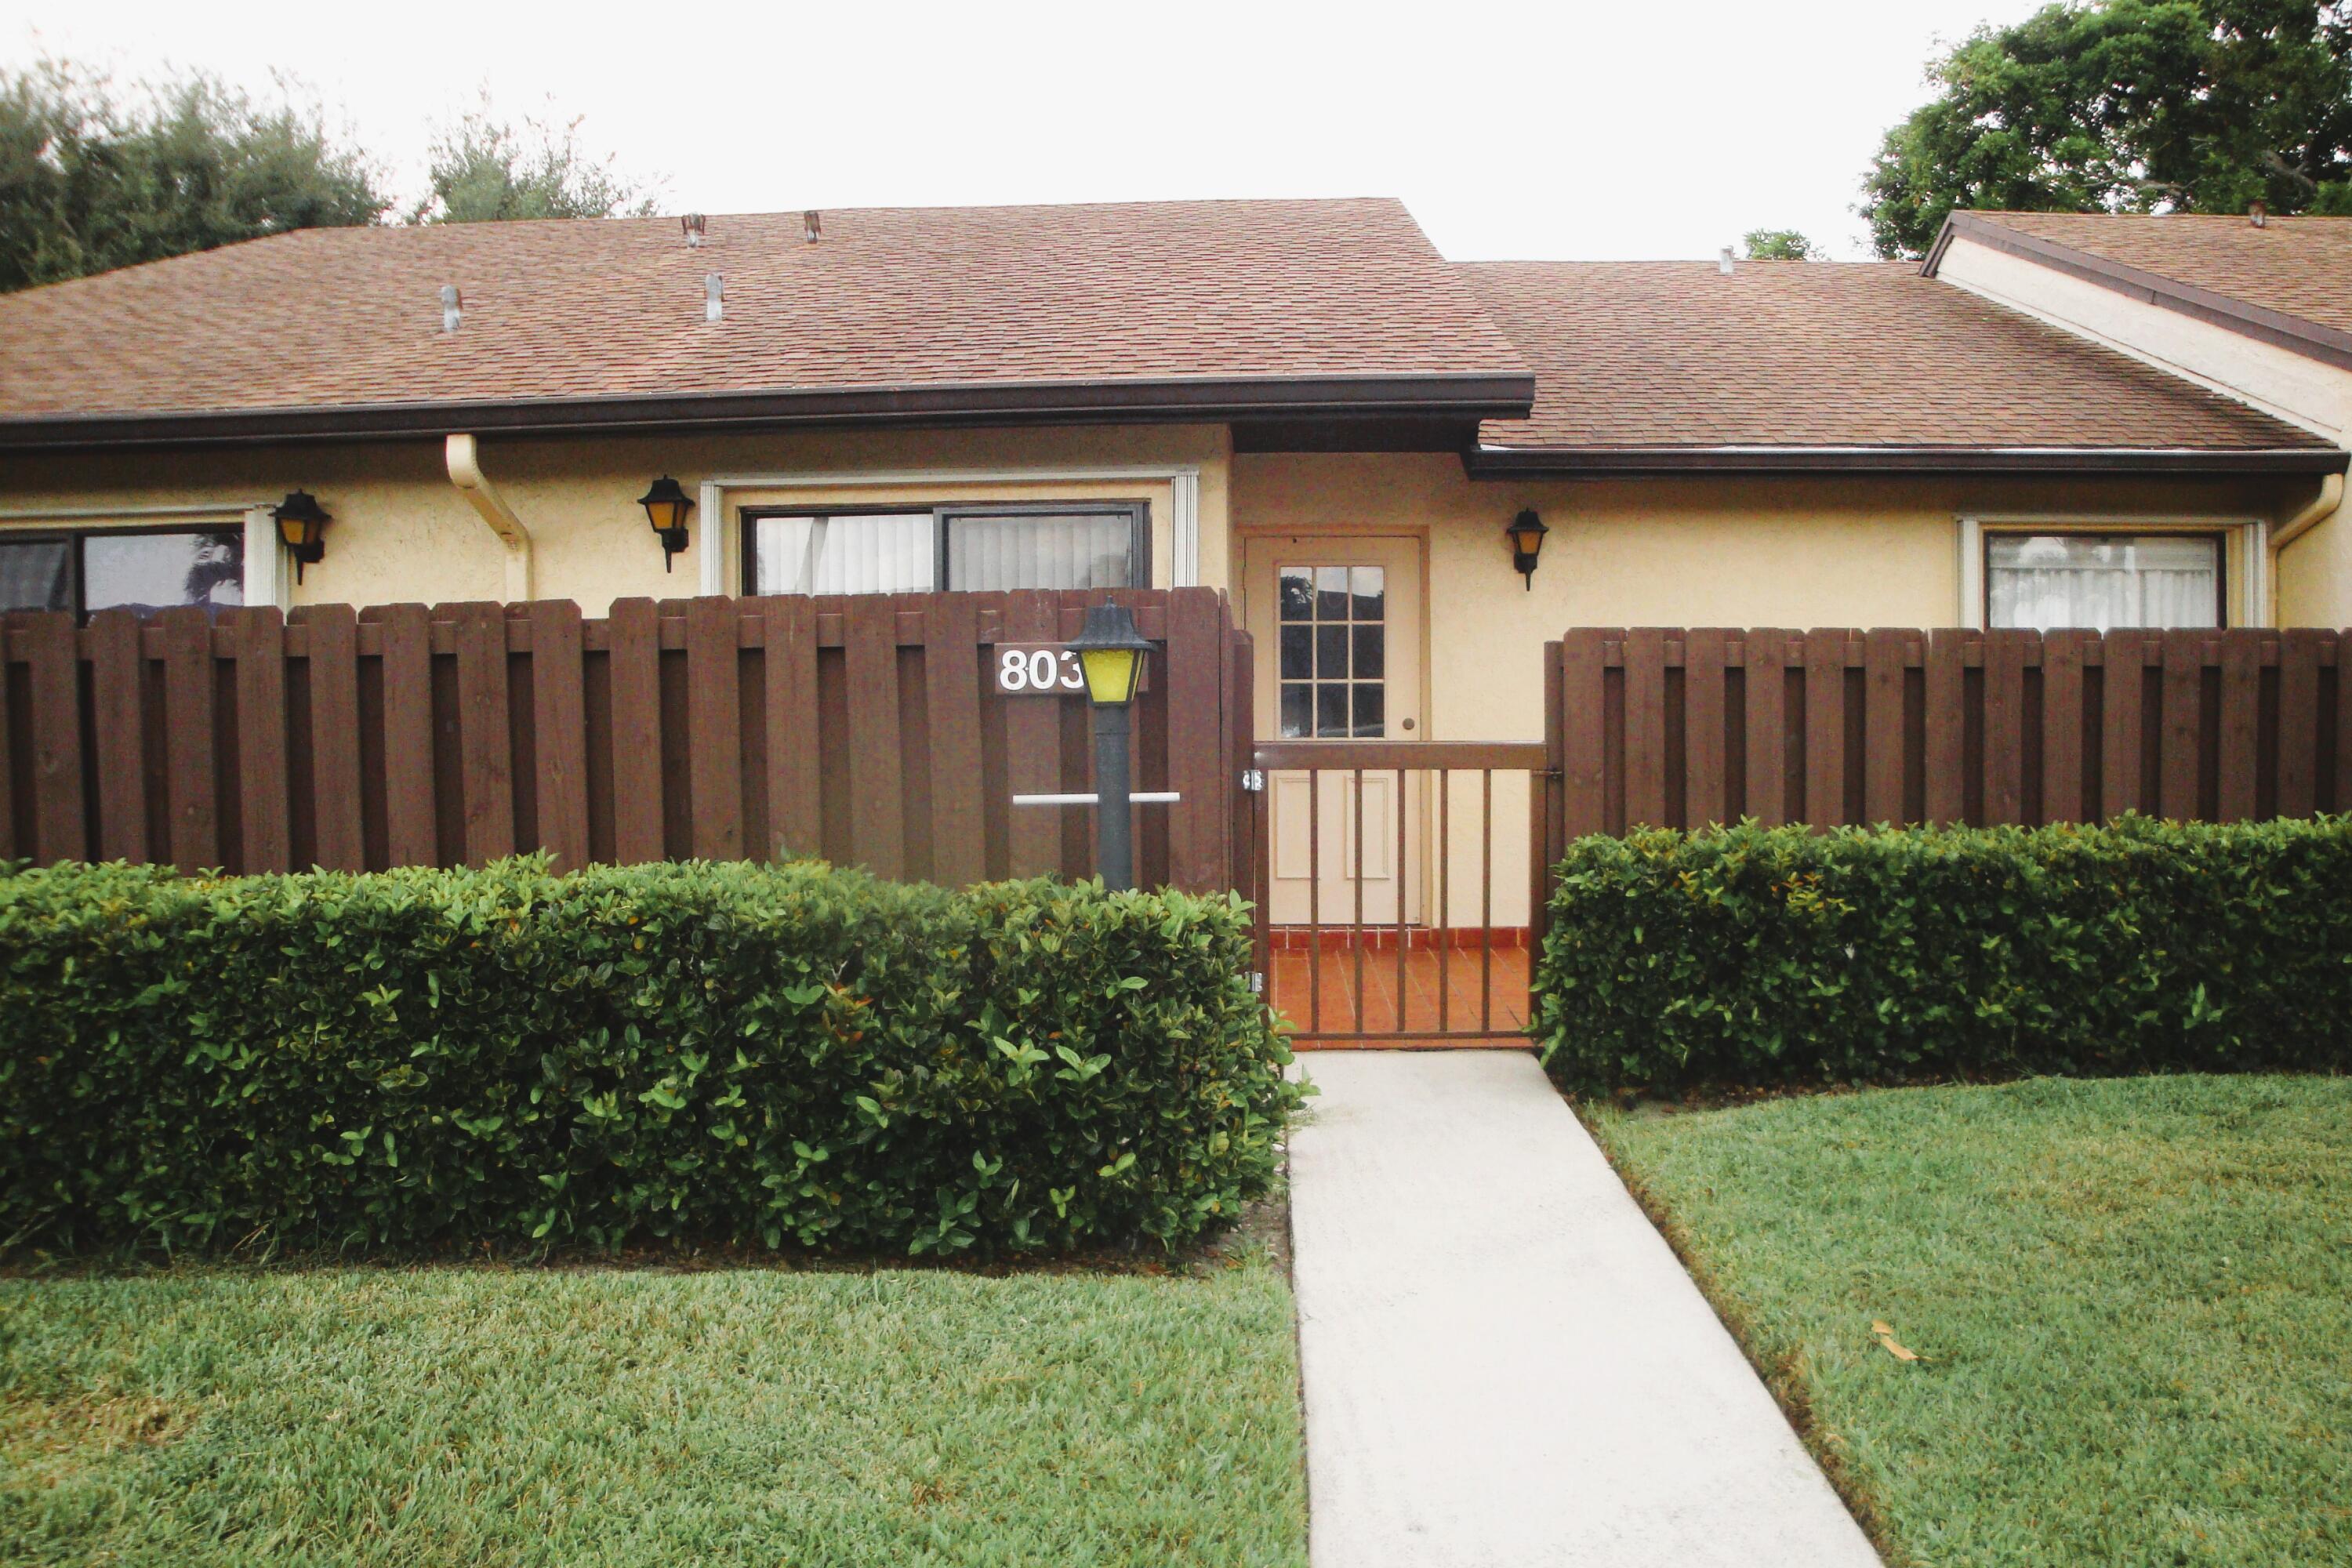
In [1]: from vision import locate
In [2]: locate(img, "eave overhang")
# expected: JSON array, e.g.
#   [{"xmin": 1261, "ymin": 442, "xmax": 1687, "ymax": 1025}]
[
  {"xmin": 1923, "ymin": 212, "xmax": 2352, "ymax": 373},
  {"xmin": 0, "ymin": 370, "xmax": 1539, "ymax": 454},
  {"xmin": 1462, "ymin": 444, "xmax": 2349, "ymax": 479}
]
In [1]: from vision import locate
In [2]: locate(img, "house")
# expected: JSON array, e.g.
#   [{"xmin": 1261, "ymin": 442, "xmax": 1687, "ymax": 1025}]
[{"xmin": 3, "ymin": 197, "xmax": 2345, "ymax": 935}]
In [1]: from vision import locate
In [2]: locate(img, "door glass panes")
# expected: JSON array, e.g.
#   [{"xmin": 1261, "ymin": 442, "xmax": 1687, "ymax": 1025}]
[{"xmin": 1277, "ymin": 563, "xmax": 1386, "ymax": 737}]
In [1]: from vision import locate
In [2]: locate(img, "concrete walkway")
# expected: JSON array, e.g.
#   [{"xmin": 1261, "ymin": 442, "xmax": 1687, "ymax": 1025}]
[{"xmin": 1288, "ymin": 1050, "xmax": 1880, "ymax": 1568}]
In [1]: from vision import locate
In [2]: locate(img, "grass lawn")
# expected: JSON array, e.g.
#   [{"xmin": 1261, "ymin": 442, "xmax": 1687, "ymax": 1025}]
[
  {"xmin": 0, "ymin": 1247, "xmax": 1305, "ymax": 1567},
  {"xmin": 1586, "ymin": 1074, "xmax": 2352, "ymax": 1568}
]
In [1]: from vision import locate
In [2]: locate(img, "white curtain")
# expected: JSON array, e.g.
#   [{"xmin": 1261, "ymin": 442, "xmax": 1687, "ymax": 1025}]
[
  {"xmin": 1987, "ymin": 534, "xmax": 2220, "ymax": 631},
  {"xmin": 752, "ymin": 513, "xmax": 935, "ymax": 594},
  {"xmin": 946, "ymin": 513, "xmax": 1133, "ymax": 591}
]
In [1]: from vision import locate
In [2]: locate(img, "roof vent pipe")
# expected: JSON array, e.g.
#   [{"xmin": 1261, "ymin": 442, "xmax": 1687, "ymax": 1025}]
[
  {"xmin": 705, "ymin": 273, "xmax": 724, "ymax": 321},
  {"xmin": 682, "ymin": 212, "xmax": 706, "ymax": 247},
  {"xmin": 440, "ymin": 284, "xmax": 462, "ymax": 332},
  {"xmin": 2250, "ymin": 200, "xmax": 2267, "ymax": 228},
  {"xmin": 804, "ymin": 209, "xmax": 821, "ymax": 244},
  {"xmin": 1718, "ymin": 248, "xmax": 1734, "ymax": 276}
]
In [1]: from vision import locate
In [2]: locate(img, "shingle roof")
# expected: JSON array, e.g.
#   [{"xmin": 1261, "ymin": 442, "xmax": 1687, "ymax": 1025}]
[
  {"xmin": 1945, "ymin": 210, "xmax": 2352, "ymax": 337},
  {"xmin": 1461, "ymin": 259, "xmax": 2331, "ymax": 457},
  {"xmin": 0, "ymin": 198, "xmax": 1530, "ymax": 441}
]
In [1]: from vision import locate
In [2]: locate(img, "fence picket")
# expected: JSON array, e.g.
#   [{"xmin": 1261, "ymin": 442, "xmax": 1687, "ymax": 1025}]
[
  {"xmin": 2217, "ymin": 630, "xmax": 2259, "ymax": 822},
  {"xmin": 607, "ymin": 597, "xmax": 666, "ymax": 863},
  {"xmin": 159, "ymin": 607, "xmax": 216, "ymax": 869},
  {"xmin": 88, "ymin": 609, "xmax": 147, "ymax": 863},
  {"xmin": 685, "ymin": 597, "xmax": 743, "ymax": 860},
  {"xmin": 2277, "ymin": 627, "xmax": 2326, "ymax": 817},
  {"xmin": 1862, "ymin": 628, "xmax": 1906, "ymax": 826},
  {"xmin": 372, "ymin": 602, "xmax": 437, "ymax": 866},
  {"xmin": 1622, "ymin": 628, "xmax": 1667, "ymax": 828},
  {"xmin": 1682, "ymin": 628, "xmax": 1730, "ymax": 829},
  {"xmin": 27, "ymin": 611, "xmax": 85, "ymax": 865},
  {"xmin": 2159, "ymin": 629, "xmax": 2202, "ymax": 819},
  {"xmin": 1743, "ymin": 628, "xmax": 1789, "ymax": 827},
  {"xmin": 2102, "ymin": 627, "xmax": 2147, "ymax": 817},
  {"xmin": 759, "ymin": 594, "xmax": 821, "ymax": 861},
  {"xmin": 529, "ymin": 600, "xmax": 590, "ymax": 871},
  {"xmin": 296, "ymin": 605, "xmax": 366, "ymax": 871},
  {"xmin": 1924, "ymin": 628, "xmax": 1969, "ymax": 826},
  {"xmin": 1558, "ymin": 630, "xmax": 1610, "ymax": 838},
  {"xmin": 234, "ymin": 607, "xmax": 292, "ymax": 873}
]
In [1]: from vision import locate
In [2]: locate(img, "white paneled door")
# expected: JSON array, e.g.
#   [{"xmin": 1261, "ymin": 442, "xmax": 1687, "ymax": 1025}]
[{"xmin": 1242, "ymin": 535, "xmax": 1425, "ymax": 926}]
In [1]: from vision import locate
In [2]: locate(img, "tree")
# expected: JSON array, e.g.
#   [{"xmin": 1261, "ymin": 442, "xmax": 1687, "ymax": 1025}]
[
  {"xmin": 1740, "ymin": 227, "xmax": 1825, "ymax": 260},
  {"xmin": 1860, "ymin": 0, "xmax": 2352, "ymax": 258},
  {"xmin": 0, "ymin": 62, "xmax": 387, "ymax": 292},
  {"xmin": 410, "ymin": 99, "xmax": 660, "ymax": 223}
]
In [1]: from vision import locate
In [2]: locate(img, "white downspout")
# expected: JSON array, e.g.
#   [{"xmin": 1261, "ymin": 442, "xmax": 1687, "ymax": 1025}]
[
  {"xmin": 2270, "ymin": 473, "xmax": 2343, "ymax": 626},
  {"xmin": 445, "ymin": 434, "xmax": 535, "ymax": 601}
]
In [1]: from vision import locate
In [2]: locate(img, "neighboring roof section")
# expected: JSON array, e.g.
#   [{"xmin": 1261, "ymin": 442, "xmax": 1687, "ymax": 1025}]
[
  {"xmin": 1461, "ymin": 259, "xmax": 2339, "ymax": 474},
  {"xmin": 0, "ymin": 198, "xmax": 1532, "ymax": 449},
  {"xmin": 1928, "ymin": 210, "xmax": 2352, "ymax": 369}
]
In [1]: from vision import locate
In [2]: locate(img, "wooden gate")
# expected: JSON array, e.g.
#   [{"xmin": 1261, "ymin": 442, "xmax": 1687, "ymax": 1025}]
[{"xmin": 1249, "ymin": 739, "xmax": 1551, "ymax": 1047}]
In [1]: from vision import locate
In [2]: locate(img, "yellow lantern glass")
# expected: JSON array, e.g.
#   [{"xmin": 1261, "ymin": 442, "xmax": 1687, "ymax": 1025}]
[
  {"xmin": 1067, "ymin": 602, "xmax": 1155, "ymax": 709},
  {"xmin": 1078, "ymin": 646, "xmax": 1143, "ymax": 706}
]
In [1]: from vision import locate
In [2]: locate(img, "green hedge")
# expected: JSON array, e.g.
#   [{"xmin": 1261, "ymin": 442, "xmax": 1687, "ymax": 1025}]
[
  {"xmin": 1534, "ymin": 815, "xmax": 2352, "ymax": 1093},
  {"xmin": 0, "ymin": 858, "xmax": 1298, "ymax": 1258}
]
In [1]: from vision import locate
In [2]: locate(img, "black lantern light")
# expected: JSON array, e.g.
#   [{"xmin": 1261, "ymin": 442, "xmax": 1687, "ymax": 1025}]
[
  {"xmin": 271, "ymin": 489, "xmax": 332, "ymax": 583},
  {"xmin": 1506, "ymin": 507, "xmax": 1549, "ymax": 590},
  {"xmin": 1068, "ymin": 601, "xmax": 1155, "ymax": 709},
  {"xmin": 1066, "ymin": 601, "xmax": 1157, "ymax": 890},
  {"xmin": 637, "ymin": 476, "xmax": 694, "ymax": 572}
]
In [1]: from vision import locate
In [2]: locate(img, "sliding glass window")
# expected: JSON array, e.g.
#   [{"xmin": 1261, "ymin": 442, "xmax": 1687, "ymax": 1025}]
[{"xmin": 746, "ymin": 503, "xmax": 1149, "ymax": 596}]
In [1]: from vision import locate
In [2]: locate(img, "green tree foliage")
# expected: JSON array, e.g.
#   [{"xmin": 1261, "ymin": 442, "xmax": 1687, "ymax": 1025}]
[
  {"xmin": 1740, "ymin": 227, "xmax": 1824, "ymax": 260},
  {"xmin": 1861, "ymin": 0, "xmax": 2352, "ymax": 258},
  {"xmin": 411, "ymin": 98, "xmax": 660, "ymax": 223},
  {"xmin": 0, "ymin": 61, "xmax": 387, "ymax": 292}
]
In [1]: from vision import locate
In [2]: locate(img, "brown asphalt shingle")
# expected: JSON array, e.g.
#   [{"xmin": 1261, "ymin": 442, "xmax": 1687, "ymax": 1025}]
[
  {"xmin": 1461, "ymin": 259, "xmax": 2326, "ymax": 451},
  {"xmin": 1955, "ymin": 211, "xmax": 2352, "ymax": 336},
  {"xmin": 0, "ymin": 198, "xmax": 1526, "ymax": 421}
]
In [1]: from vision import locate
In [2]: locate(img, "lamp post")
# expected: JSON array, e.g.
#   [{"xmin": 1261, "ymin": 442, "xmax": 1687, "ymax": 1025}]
[{"xmin": 1066, "ymin": 601, "xmax": 1155, "ymax": 891}]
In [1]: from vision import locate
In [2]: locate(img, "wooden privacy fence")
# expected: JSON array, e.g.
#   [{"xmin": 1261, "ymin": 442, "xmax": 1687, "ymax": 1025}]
[
  {"xmin": 0, "ymin": 589, "xmax": 1254, "ymax": 891},
  {"xmin": 1541, "ymin": 626, "xmax": 2352, "ymax": 849}
]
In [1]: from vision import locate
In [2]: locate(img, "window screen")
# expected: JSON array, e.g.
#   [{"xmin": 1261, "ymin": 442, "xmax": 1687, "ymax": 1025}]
[{"xmin": 1987, "ymin": 533, "xmax": 2220, "ymax": 631}]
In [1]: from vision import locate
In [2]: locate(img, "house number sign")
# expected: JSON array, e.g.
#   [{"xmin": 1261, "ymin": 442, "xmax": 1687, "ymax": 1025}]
[{"xmin": 993, "ymin": 643, "xmax": 1149, "ymax": 695}]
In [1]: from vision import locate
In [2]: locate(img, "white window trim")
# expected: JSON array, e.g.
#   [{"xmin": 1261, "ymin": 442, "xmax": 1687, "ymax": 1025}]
[
  {"xmin": 1958, "ymin": 513, "xmax": 2268, "ymax": 630},
  {"xmin": 0, "ymin": 502, "xmax": 288, "ymax": 612},
  {"xmin": 695, "ymin": 466, "xmax": 1200, "ymax": 597}
]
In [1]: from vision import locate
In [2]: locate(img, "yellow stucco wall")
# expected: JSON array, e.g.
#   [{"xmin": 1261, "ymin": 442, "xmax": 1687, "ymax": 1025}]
[
  {"xmin": 1, "ymin": 424, "xmax": 1232, "ymax": 616},
  {"xmin": 1230, "ymin": 452, "xmax": 2309, "ymax": 925},
  {"xmin": 0, "ymin": 424, "xmax": 2317, "ymax": 924}
]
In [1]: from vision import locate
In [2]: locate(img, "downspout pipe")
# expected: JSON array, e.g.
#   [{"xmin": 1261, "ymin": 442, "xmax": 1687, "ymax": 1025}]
[
  {"xmin": 445, "ymin": 433, "xmax": 535, "ymax": 601},
  {"xmin": 2270, "ymin": 472, "xmax": 2343, "ymax": 626}
]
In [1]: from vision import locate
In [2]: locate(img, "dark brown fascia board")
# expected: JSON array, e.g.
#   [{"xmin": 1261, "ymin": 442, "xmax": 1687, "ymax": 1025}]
[
  {"xmin": 1462, "ymin": 444, "xmax": 2348, "ymax": 478},
  {"xmin": 0, "ymin": 371, "xmax": 1537, "ymax": 454},
  {"xmin": 1924, "ymin": 212, "xmax": 2352, "ymax": 372}
]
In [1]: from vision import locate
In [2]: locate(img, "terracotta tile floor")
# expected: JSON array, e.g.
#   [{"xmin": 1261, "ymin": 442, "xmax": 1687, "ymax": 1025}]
[{"xmin": 1269, "ymin": 937, "xmax": 1532, "ymax": 1047}]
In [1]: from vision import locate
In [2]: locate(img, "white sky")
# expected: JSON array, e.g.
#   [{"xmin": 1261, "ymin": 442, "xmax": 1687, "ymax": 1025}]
[{"xmin": 4, "ymin": 0, "xmax": 2047, "ymax": 260}]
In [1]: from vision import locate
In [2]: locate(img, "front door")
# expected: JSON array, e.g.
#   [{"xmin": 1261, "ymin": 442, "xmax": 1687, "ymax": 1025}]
[{"xmin": 1241, "ymin": 535, "xmax": 1425, "ymax": 926}]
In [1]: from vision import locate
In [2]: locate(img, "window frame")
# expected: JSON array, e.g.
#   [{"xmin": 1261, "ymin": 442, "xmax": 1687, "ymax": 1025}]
[
  {"xmin": 0, "ymin": 521, "xmax": 257, "ymax": 622},
  {"xmin": 739, "ymin": 499, "xmax": 1152, "ymax": 597},
  {"xmin": 1960, "ymin": 515, "xmax": 2262, "ymax": 631}
]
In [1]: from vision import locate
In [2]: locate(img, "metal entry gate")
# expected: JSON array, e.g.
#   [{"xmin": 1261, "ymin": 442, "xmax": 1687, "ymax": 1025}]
[{"xmin": 1249, "ymin": 740, "xmax": 1552, "ymax": 1047}]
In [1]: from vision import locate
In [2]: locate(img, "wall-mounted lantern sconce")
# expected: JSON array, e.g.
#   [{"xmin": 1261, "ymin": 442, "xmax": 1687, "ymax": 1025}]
[
  {"xmin": 637, "ymin": 476, "xmax": 694, "ymax": 572},
  {"xmin": 1506, "ymin": 508, "xmax": 1549, "ymax": 590},
  {"xmin": 1067, "ymin": 601, "xmax": 1157, "ymax": 891},
  {"xmin": 271, "ymin": 489, "xmax": 332, "ymax": 583}
]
